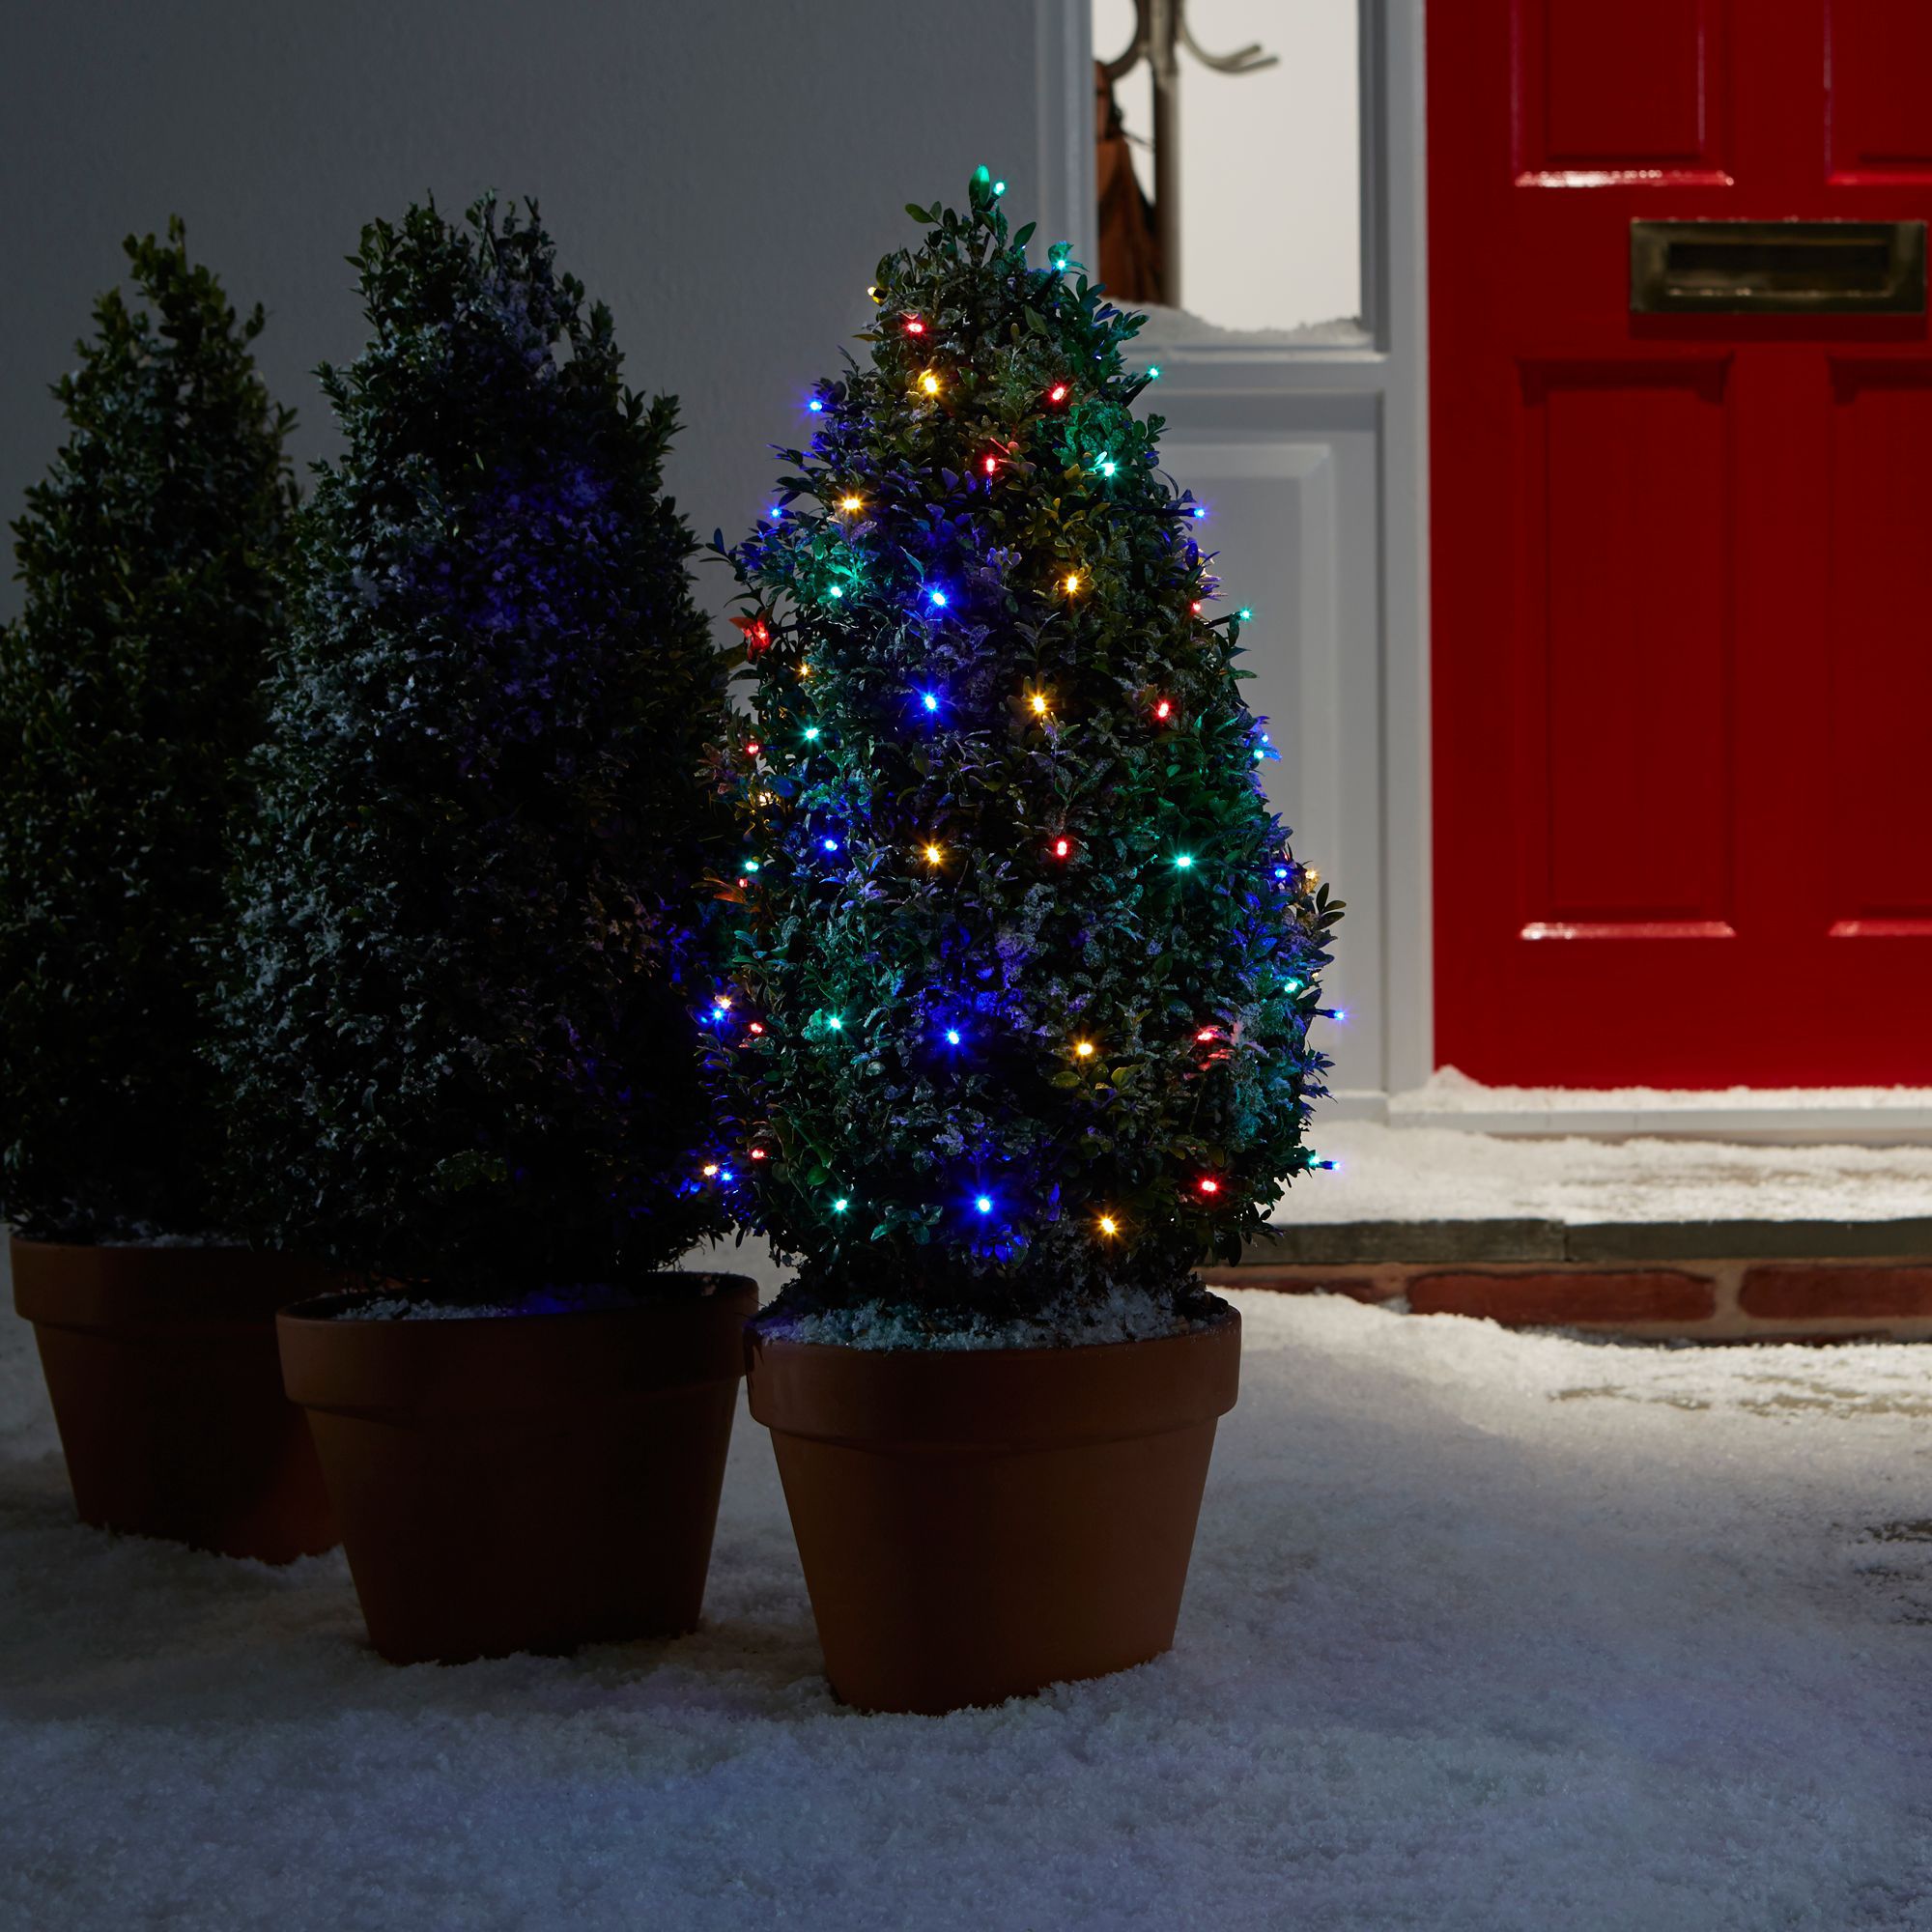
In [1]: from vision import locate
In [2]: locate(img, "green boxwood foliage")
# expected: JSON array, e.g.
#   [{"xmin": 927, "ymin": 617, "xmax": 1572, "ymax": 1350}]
[
  {"xmin": 0, "ymin": 222, "xmax": 297, "ymax": 1242},
  {"xmin": 714, "ymin": 175, "xmax": 1341, "ymax": 1323},
  {"xmin": 223, "ymin": 197, "xmax": 728, "ymax": 1294}
]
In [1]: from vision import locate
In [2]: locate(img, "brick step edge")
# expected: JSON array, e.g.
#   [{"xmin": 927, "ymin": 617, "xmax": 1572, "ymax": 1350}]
[{"xmin": 1195, "ymin": 1258, "xmax": 1932, "ymax": 1339}]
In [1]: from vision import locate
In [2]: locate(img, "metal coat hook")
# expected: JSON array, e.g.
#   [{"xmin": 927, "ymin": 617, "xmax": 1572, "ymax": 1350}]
[{"xmin": 1100, "ymin": 0, "xmax": 1279, "ymax": 308}]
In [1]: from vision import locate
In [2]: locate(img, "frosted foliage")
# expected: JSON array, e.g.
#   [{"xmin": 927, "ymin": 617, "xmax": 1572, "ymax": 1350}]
[
  {"xmin": 217, "ymin": 198, "xmax": 728, "ymax": 1292},
  {"xmin": 4, "ymin": 1272, "xmax": 1930, "ymax": 1927},
  {"xmin": 764, "ymin": 1281, "xmax": 1216, "ymax": 1349},
  {"xmin": 341, "ymin": 1280, "xmax": 733, "ymax": 1321}
]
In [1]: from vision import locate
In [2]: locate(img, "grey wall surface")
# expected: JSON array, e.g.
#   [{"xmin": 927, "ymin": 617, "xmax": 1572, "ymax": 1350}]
[{"xmin": 0, "ymin": 0, "xmax": 1056, "ymax": 622}]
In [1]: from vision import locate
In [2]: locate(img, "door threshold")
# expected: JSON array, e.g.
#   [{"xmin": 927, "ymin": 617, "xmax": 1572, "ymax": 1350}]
[{"xmin": 1382, "ymin": 1069, "xmax": 1932, "ymax": 1145}]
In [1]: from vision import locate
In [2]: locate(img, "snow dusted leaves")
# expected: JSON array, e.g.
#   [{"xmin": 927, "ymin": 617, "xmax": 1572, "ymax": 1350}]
[
  {"xmin": 219, "ymin": 196, "xmax": 730, "ymax": 1295},
  {"xmin": 0, "ymin": 220, "xmax": 297, "ymax": 1241}
]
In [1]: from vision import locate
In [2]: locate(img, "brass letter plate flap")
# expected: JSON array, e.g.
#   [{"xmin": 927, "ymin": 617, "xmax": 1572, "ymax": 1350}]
[{"xmin": 1631, "ymin": 219, "xmax": 1927, "ymax": 315}]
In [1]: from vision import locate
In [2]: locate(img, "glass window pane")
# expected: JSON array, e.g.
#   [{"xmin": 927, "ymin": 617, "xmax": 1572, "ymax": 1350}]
[{"xmin": 1094, "ymin": 0, "xmax": 1361, "ymax": 331}]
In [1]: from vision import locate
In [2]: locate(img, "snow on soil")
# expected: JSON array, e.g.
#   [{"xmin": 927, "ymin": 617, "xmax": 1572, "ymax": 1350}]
[
  {"xmin": 1283, "ymin": 1119, "xmax": 1932, "ymax": 1226},
  {"xmin": 6, "ymin": 1254, "xmax": 1932, "ymax": 1929},
  {"xmin": 92, "ymin": 1231, "xmax": 233, "ymax": 1247},
  {"xmin": 341, "ymin": 1277, "xmax": 745, "ymax": 1321},
  {"xmin": 761, "ymin": 1281, "xmax": 1212, "ymax": 1349}
]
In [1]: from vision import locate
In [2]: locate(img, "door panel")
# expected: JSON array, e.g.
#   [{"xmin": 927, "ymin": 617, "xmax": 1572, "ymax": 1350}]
[
  {"xmin": 1432, "ymin": 0, "xmax": 1932, "ymax": 1086},
  {"xmin": 1824, "ymin": 362, "xmax": 1932, "ymax": 929},
  {"xmin": 1520, "ymin": 361, "xmax": 1735, "ymax": 931},
  {"xmin": 1827, "ymin": 1, "xmax": 1932, "ymax": 181},
  {"xmin": 1515, "ymin": 0, "xmax": 1727, "ymax": 181}
]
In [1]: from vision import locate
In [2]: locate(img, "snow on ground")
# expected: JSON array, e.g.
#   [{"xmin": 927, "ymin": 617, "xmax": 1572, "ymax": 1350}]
[
  {"xmin": 1282, "ymin": 1118, "xmax": 1932, "ymax": 1226},
  {"xmin": 6, "ymin": 1268, "xmax": 1932, "ymax": 1930},
  {"xmin": 685, "ymin": 1230, "xmax": 793, "ymax": 1298}
]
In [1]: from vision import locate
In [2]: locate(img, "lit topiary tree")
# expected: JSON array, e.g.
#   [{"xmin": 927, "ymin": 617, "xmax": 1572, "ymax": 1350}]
[
  {"xmin": 714, "ymin": 173, "xmax": 1340, "ymax": 1336},
  {"xmin": 224, "ymin": 197, "xmax": 728, "ymax": 1293},
  {"xmin": 0, "ymin": 222, "xmax": 297, "ymax": 1241}
]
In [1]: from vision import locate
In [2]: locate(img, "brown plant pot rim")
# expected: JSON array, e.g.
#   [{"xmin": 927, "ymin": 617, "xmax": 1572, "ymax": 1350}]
[
  {"xmin": 747, "ymin": 1300, "xmax": 1241, "ymax": 1448},
  {"xmin": 279, "ymin": 1272, "xmax": 759, "ymax": 1419},
  {"xmin": 11, "ymin": 1237, "xmax": 329, "ymax": 1331}
]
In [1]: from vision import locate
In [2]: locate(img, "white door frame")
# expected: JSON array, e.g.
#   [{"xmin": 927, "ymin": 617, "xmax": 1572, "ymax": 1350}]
[
  {"xmin": 1040, "ymin": 2, "xmax": 1932, "ymax": 1144},
  {"xmin": 1038, "ymin": 0, "xmax": 1433, "ymax": 1120}
]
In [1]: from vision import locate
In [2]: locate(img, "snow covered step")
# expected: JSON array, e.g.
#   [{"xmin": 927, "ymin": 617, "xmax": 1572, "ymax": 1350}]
[
  {"xmin": 1386, "ymin": 1067, "xmax": 1932, "ymax": 1144},
  {"xmin": 1280, "ymin": 1120, "xmax": 1932, "ymax": 1225},
  {"xmin": 1223, "ymin": 1123, "xmax": 1932, "ymax": 1336}
]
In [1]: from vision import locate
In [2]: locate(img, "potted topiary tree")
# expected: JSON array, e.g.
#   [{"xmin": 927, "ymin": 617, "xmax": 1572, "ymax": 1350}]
[
  {"xmin": 234, "ymin": 196, "xmax": 749, "ymax": 1664},
  {"xmin": 0, "ymin": 223, "xmax": 332, "ymax": 1562},
  {"xmin": 716, "ymin": 173, "xmax": 1340, "ymax": 1714}
]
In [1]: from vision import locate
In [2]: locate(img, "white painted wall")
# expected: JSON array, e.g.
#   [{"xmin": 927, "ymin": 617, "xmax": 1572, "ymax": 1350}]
[
  {"xmin": 0, "ymin": 0, "xmax": 1069, "ymax": 623},
  {"xmin": 1094, "ymin": 0, "xmax": 1361, "ymax": 329}
]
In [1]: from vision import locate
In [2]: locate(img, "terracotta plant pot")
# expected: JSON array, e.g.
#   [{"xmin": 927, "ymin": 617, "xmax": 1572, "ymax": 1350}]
[
  {"xmin": 10, "ymin": 1236, "xmax": 338, "ymax": 1562},
  {"xmin": 277, "ymin": 1273, "xmax": 757, "ymax": 1665},
  {"xmin": 747, "ymin": 1302, "xmax": 1241, "ymax": 1715}
]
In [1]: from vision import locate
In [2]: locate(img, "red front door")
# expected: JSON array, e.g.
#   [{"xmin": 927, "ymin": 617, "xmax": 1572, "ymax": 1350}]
[{"xmin": 1429, "ymin": 0, "xmax": 1932, "ymax": 1087}]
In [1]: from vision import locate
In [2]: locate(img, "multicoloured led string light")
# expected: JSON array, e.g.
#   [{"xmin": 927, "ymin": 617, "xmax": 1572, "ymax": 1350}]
[{"xmin": 716, "ymin": 175, "xmax": 1335, "ymax": 1282}]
